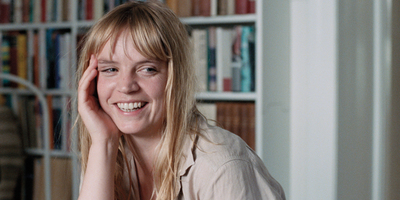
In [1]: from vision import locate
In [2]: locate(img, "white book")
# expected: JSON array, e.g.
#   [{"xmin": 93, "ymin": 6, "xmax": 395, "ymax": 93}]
[
  {"xmin": 33, "ymin": 0, "xmax": 42, "ymax": 23},
  {"xmin": 216, "ymin": 27, "xmax": 234, "ymax": 92},
  {"xmin": 191, "ymin": 29, "xmax": 208, "ymax": 92},
  {"xmin": 94, "ymin": 0, "xmax": 104, "ymax": 20},
  {"xmin": 14, "ymin": 0, "xmax": 22, "ymax": 23},
  {"xmin": 211, "ymin": 0, "xmax": 217, "ymax": 16}
]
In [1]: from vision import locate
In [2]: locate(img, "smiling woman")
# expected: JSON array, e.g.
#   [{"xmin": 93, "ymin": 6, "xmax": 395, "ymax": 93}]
[{"xmin": 75, "ymin": 1, "xmax": 285, "ymax": 200}]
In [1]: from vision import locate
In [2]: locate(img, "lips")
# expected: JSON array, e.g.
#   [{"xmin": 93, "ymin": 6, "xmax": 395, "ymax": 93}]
[{"xmin": 116, "ymin": 102, "xmax": 147, "ymax": 112}]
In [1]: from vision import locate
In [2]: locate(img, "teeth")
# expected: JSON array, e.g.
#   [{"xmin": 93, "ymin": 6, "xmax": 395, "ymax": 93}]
[{"xmin": 117, "ymin": 102, "xmax": 145, "ymax": 112}]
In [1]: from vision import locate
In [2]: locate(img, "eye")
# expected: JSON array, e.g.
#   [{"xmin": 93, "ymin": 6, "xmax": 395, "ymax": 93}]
[{"xmin": 100, "ymin": 68, "xmax": 118, "ymax": 73}]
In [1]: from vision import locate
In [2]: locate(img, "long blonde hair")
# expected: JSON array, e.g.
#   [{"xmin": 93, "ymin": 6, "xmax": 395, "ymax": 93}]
[{"xmin": 76, "ymin": 1, "xmax": 200, "ymax": 199}]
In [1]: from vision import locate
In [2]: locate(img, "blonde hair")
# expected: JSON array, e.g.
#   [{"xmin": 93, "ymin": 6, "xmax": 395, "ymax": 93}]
[{"xmin": 76, "ymin": 1, "xmax": 200, "ymax": 199}]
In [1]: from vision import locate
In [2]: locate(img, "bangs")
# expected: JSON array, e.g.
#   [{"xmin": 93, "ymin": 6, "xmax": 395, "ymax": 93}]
[{"xmin": 89, "ymin": 3, "xmax": 170, "ymax": 62}]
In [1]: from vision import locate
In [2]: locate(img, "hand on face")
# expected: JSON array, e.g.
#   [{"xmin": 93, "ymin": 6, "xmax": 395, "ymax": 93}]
[{"xmin": 78, "ymin": 55, "xmax": 121, "ymax": 143}]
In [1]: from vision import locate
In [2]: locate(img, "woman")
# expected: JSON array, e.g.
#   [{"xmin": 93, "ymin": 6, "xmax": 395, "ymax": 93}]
[{"xmin": 76, "ymin": 1, "xmax": 285, "ymax": 200}]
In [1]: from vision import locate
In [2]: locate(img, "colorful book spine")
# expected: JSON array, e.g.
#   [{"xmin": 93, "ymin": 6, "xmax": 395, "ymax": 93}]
[
  {"xmin": 240, "ymin": 26, "xmax": 252, "ymax": 92},
  {"xmin": 1, "ymin": 35, "xmax": 11, "ymax": 86}
]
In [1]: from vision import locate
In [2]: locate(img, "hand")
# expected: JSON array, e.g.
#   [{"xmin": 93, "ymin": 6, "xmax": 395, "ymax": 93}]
[{"xmin": 78, "ymin": 55, "xmax": 120, "ymax": 144}]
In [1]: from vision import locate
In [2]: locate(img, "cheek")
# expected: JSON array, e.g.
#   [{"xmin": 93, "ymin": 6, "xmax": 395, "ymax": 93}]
[{"xmin": 96, "ymin": 77, "xmax": 113, "ymax": 104}]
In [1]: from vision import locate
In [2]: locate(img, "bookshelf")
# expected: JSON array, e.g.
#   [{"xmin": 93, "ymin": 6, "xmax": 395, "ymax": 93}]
[{"xmin": 0, "ymin": 0, "xmax": 281, "ymax": 199}]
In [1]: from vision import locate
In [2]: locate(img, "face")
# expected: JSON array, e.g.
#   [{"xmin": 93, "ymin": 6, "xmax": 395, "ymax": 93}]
[{"xmin": 96, "ymin": 31, "xmax": 168, "ymax": 137}]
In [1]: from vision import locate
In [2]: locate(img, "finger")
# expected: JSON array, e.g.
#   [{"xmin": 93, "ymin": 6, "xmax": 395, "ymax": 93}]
[
  {"xmin": 79, "ymin": 55, "xmax": 98, "ymax": 86},
  {"xmin": 78, "ymin": 56, "xmax": 98, "ymax": 102}
]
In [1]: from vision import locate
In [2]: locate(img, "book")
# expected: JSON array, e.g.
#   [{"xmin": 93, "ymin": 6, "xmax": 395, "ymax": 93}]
[
  {"xmin": 1, "ymin": 34, "xmax": 11, "ymax": 86},
  {"xmin": 41, "ymin": 0, "xmax": 46, "ymax": 22},
  {"xmin": 0, "ymin": 0, "xmax": 11, "ymax": 23},
  {"xmin": 191, "ymin": 29, "xmax": 208, "ymax": 92},
  {"xmin": 52, "ymin": 96, "xmax": 63, "ymax": 150},
  {"xmin": 16, "ymin": 33, "xmax": 27, "ymax": 88},
  {"xmin": 216, "ymin": 27, "xmax": 234, "ymax": 92},
  {"xmin": 32, "ymin": 158, "xmax": 72, "ymax": 200},
  {"xmin": 166, "ymin": 0, "xmax": 191, "ymax": 17},
  {"xmin": 235, "ymin": 0, "xmax": 247, "ymax": 14},
  {"xmin": 207, "ymin": 27, "xmax": 217, "ymax": 91},
  {"xmin": 231, "ymin": 26, "xmax": 242, "ymax": 92},
  {"xmin": 240, "ymin": 26, "xmax": 253, "ymax": 92},
  {"xmin": 248, "ymin": 0, "xmax": 255, "ymax": 13},
  {"xmin": 13, "ymin": 0, "xmax": 22, "ymax": 23},
  {"xmin": 227, "ymin": 0, "xmax": 235, "ymax": 15},
  {"xmin": 86, "ymin": 0, "xmax": 93, "ymax": 20},
  {"xmin": 209, "ymin": 101, "xmax": 255, "ymax": 150}
]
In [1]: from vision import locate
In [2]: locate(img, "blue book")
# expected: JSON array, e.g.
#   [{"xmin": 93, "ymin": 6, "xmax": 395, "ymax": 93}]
[{"xmin": 240, "ymin": 26, "xmax": 254, "ymax": 92}]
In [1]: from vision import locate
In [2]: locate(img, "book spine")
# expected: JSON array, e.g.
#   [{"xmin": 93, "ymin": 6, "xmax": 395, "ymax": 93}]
[
  {"xmin": 231, "ymin": 26, "xmax": 242, "ymax": 92},
  {"xmin": 207, "ymin": 27, "xmax": 217, "ymax": 91},
  {"xmin": 1, "ymin": 35, "xmax": 11, "ymax": 86},
  {"xmin": 240, "ymin": 26, "xmax": 252, "ymax": 92},
  {"xmin": 200, "ymin": 0, "xmax": 211, "ymax": 16},
  {"xmin": 191, "ymin": 29, "xmax": 208, "ymax": 92},
  {"xmin": 0, "ymin": 0, "xmax": 11, "ymax": 23},
  {"xmin": 9, "ymin": 33, "xmax": 18, "ymax": 88},
  {"xmin": 216, "ymin": 27, "xmax": 234, "ymax": 92},
  {"xmin": 177, "ymin": 0, "xmax": 192, "ymax": 17},
  {"xmin": 86, "ymin": 0, "xmax": 93, "ymax": 20},
  {"xmin": 14, "ymin": 0, "xmax": 22, "ymax": 23},
  {"xmin": 247, "ymin": 0, "xmax": 255, "ymax": 13},
  {"xmin": 192, "ymin": 0, "xmax": 201, "ymax": 16},
  {"xmin": 218, "ymin": 0, "xmax": 227, "ymax": 15},
  {"xmin": 41, "ymin": 0, "xmax": 46, "ymax": 22},
  {"xmin": 235, "ymin": 0, "xmax": 247, "ymax": 14},
  {"xmin": 17, "ymin": 33, "xmax": 28, "ymax": 88},
  {"xmin": 94, "ymin": 0, "xmax": 104, "ymax": 20}
]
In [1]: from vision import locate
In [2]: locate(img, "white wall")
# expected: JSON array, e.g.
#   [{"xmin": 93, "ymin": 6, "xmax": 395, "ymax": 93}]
[{"xmin": 289, "ymin": 0, "xmax": 337, "ymax": 199}]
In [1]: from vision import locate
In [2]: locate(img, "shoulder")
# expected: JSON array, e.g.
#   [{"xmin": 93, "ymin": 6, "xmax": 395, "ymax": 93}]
[
  {"xmin": 179, "ymin": 124, "xmax": 286, "ymax": 199},
  {"xmin": 194, "ymin": 125, "xmax": 253, "ymax": 170}
]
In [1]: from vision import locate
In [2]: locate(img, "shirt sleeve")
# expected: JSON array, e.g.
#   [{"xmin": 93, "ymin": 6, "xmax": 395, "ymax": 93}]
[{"xmin": 200, "ymin": 159, "xmax": 285, "ymax": 200}]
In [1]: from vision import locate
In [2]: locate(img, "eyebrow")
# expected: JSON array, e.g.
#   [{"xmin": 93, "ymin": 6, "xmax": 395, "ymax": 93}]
[{"xmin": 97, "ymin": 58, "xmax": 161, "ymax": 66}]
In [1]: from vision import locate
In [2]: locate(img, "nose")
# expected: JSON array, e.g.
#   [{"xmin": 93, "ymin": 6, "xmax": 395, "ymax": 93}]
[{"xmin": 116, "ymin": 73, "xmax": 139, "ymax": 94}]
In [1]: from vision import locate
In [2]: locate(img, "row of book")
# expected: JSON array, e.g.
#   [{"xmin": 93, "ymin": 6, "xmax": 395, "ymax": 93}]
[
  {"xmin": 197, "ymin": 101, "xmax": 255, "ymax": 150},
  {"xmin": 10, "ymin": 94, "xmax": 72, "ymax": 151},
  {"xmin": 167, "ymin": 0, "xmax": 255, "ymax": 17},
  {"xmin": 191, "ymin": 25, "xmax": 255, "ymax": 92},
  {"xmin": 23, "ymin": 157, "xmax": 72, "ymax": 200},
  {"xmin": 0, "ymin": 30, "xmax": 73, "ymax": 89},
  {"xmin": 0, "ymin": 0, "xmax": 71, "ymax": 24}
]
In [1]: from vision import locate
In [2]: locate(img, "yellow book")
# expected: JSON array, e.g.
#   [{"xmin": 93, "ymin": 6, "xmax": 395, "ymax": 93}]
[{"xmin": 16, "ymin": 33, "xmax": 27, "ymax": 88}]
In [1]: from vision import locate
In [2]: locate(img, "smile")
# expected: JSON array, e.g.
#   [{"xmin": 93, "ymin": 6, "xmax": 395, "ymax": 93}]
[{"xmin": 117, "ymin": 102, "xmax": 147, "ymax": 112}]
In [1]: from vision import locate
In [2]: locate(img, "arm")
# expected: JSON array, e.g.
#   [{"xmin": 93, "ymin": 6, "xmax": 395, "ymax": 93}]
[{"xmin": 77, "ymin": 55, "xmax": 121, "ymax": 200}]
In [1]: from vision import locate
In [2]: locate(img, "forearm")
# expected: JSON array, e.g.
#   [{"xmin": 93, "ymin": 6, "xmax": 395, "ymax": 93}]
[{"xmin": 78, "ymin": 138, "xmax": 119, "ymax": 200}]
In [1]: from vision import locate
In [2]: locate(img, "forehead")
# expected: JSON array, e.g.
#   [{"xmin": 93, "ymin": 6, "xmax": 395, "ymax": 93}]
[{"xmin": 98, "ymin": 31, "xmax": 142, "ymax": 60}]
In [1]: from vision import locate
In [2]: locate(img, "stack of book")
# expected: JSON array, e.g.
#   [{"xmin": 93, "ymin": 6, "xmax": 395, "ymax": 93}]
[
  {"xmin": 0, "ymin": 0, "xmax": 71, "ymax": 24},
  {"xmin": 0, "ymin": 30, "xmax": 73, "ymax": 89},
  {"xmin": 15, "ymin": 95, "xmax": 71, "ymax": 151},
  {"xmin": 191, "ymin": 25, "xmax": 255, "ymax": 93},
  {"xmin": 167, "ymin": 0, "xmax": 256, "ymax": 17},
  {"xmin": 197, "ymin": 101, "xmax": 255, "ymax": 150}
]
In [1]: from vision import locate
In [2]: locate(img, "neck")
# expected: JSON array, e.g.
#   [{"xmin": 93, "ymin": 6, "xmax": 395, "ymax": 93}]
[{"xmin": 125, "ymin": 133, "xmax": 161, "ymax": 175}]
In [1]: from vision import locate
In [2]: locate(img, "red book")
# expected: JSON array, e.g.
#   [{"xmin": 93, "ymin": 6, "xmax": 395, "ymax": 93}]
[
  {"xmin": 86, "ymin": 0, "xmax": 93, "ymax": 20},
  {"xmin": 41, "ymin": 0, "xmax": 46, "ymax": 22},
  {"xmin": 200, "ymin": 0, "xmax": 211, "ymax": 16},
  {"xmin": 192, "ymin": 0, "xmax": 201, "ymax": 16},
  {"xmin": 235, "ymin": 0, "xmax": 247, "ymax": 14},
  {"xmin": 248, "ymin": 0, "xmax": 255, "ymax": 14},
  {"xmin": 0, "ymin": 0, "xmax": 11, "ymax": 23}
]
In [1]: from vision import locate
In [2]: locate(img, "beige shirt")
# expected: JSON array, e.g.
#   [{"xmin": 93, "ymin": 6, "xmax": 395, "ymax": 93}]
[
  {"xmin": 175, "ymin": 122, "xmax": 286, "ymax": 200},
  {"xmin": 116, "ymin": 121, "xmax": 286, "ymax": 199}
]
